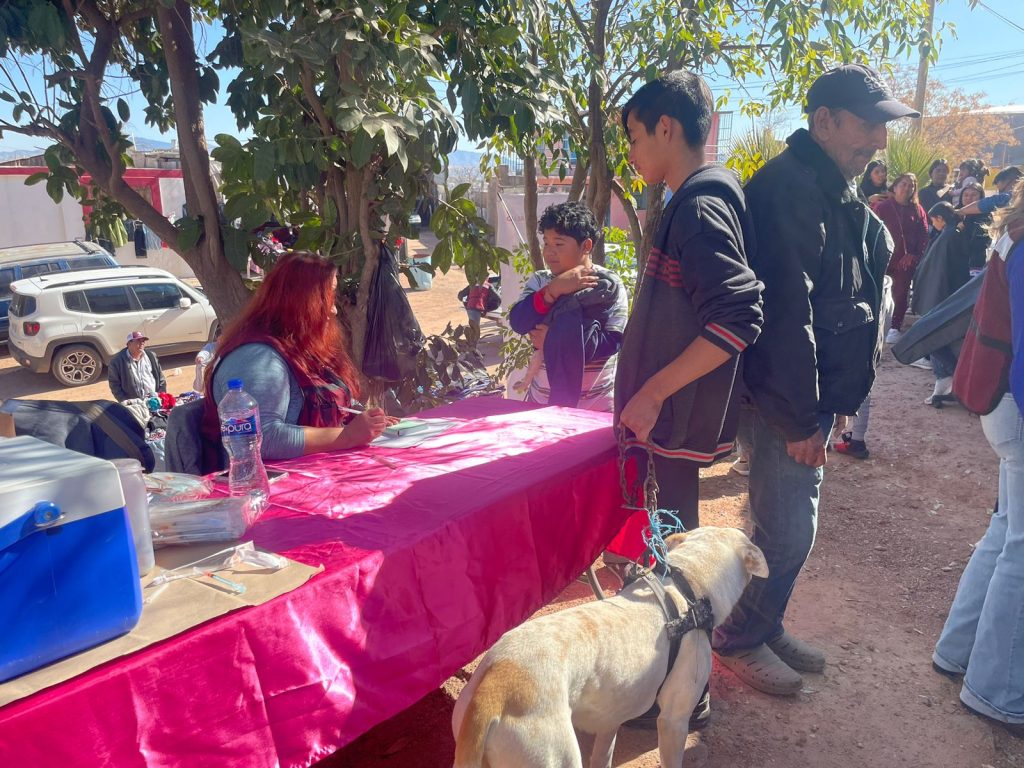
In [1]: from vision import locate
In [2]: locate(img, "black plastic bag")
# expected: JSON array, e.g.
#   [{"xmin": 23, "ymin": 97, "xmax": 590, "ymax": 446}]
[{"xmin": 363, "ymin": 243, "xmax": 426, "ymax": 381}]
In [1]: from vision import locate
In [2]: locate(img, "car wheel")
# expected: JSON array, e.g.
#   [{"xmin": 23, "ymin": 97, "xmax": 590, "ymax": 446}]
[
  {"xmin": 208, "ymin": 322, "xmax": 220, "ymax": 342},
  {"xmin": 51, "ymin": 344, "xmax": 103, "ymax": 387}
]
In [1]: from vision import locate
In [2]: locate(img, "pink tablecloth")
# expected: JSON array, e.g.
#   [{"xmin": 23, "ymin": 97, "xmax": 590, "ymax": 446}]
[{"xmin": 0, "ymin": 398, "xmax": 631, "ymax": 768}]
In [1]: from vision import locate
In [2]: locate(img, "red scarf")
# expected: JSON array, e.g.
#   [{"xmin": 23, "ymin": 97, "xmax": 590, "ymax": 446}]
[{"xmin": 199, "ymin": 331, "xmax": 354, "ymax": 471}]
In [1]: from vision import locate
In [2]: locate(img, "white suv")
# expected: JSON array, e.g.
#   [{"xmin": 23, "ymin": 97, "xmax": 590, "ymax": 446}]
[{"xmin": 8, "ymin": 267, "xmax": 219, "ymax": 387}]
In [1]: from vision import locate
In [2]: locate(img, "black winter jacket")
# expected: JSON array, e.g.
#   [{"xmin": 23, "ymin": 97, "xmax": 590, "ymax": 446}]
[{"xmin": 742, "ymin": 129, "xmax": 893, "ymax": 441}]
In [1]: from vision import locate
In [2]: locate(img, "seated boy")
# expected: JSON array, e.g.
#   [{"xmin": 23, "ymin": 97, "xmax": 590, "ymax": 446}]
[{"xmin": 508, "ymin": 202, "xmax": 628, "ymax": 410}]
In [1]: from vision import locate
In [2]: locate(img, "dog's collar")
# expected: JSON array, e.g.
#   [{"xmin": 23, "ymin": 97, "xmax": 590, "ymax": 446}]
[{"xmin": 639, "ymin": 567, "xmax": 715, "ymax": 693}]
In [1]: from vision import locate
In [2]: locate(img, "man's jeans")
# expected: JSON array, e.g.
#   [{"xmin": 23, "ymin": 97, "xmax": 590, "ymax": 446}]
[
  {"xmin": 714, "ymin": 408, "xmax": 833, "ymax": 652},
  {"xmin": 934, "ymin": 394, "xmax": 1024, "ymax": 723}
]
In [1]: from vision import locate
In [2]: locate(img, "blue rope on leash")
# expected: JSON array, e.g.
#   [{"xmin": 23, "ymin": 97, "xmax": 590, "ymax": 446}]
[{"xmin": 618, "ymin": 429, "xmax": 687, "ymax": 576}]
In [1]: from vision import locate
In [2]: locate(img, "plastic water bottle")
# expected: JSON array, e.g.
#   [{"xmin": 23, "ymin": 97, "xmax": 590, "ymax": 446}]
[{"xmin": 218, "ymin": 379, "xmax": 270, "ymax": 511}]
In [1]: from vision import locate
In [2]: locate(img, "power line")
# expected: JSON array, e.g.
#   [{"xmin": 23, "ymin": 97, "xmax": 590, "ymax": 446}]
[{"xmin": 976, "ymin": 1, "xmax": 1024, "ymax": 36}]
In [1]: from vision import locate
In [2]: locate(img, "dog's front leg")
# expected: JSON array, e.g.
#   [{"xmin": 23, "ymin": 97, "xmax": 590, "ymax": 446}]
[
  {"xmin": 656, "ymin": 635, "xmax": 712, "ymax": 767},
  {"xmin": 656, "ymin": 714, "xmax": 690, "ymax": 768},
  {"xmin": 588, "ymin": 730, "xmax": 617, "ymax": 768}
]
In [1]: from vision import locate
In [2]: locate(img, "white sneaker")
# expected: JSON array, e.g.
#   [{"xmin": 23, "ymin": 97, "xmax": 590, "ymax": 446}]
[
  {"xmin": 885, "ymin": 328, "xmax": 903, "ymax": 344},
  {"xmin": 731, "ymin": 457, "xmax": 750, "ymax": 476},
  {"xmin": 925, "ymin": 376, "xmax": 953, "ymax": 405},
  {"xmin": 909, "ymin": 357, "xmax": 932, "ymax": 370}
]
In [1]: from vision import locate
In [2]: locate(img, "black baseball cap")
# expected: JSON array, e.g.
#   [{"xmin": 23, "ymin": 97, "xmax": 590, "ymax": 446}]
[{"xmin": 805, "ymin": 64, "xmax": 920, "ymax": 122}]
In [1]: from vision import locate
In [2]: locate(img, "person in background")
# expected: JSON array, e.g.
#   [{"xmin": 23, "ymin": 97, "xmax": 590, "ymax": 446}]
[
  {"xmin": 715, "ymin": 64, "xmax": 914, "ymax": 696},
  {"xmin": 859, "ymin": 159, "xmax": 889, "ymax": 204},
  {"xmin": 933, "ymin": 180, "xmax": 1024, "ymax": 732},
  {"xmin": 959, "ymin": 182, "xmax": 993, "ymax": 277},
  {"xmin": 198, "ymin": 251, "xmax": 389, "ymax": 471},
  {"xmin": 873, "ymin": 173, "xmax": 929, "ymax": 344},
  {"xmin": 508, "ymin": 201, "xmax": 628, "ymax": 410},
  {"xmin": 109, "ymin": 331, "xmax": 167, "ymax": 402},
  {"xmin": 193, "ymin": 327, "xmax": 222, "ymax": 393},
  {"xmin": 918, "ymin": 159, "xmax": 952, "ymax": 215},
  {"xmin": 959, "ymin": 166, "xmax": 1023, "ymax": 218},
  {"xmin": 912, "ymin": 202, "xmax": 970, "ymax": 406},
  {"xmin": 951, "ymin": 158, "xmax": 989, "ymax": 207},
  {"xmin": 457, "ymin": 280, "xmax": 500, "ymax": 349}
]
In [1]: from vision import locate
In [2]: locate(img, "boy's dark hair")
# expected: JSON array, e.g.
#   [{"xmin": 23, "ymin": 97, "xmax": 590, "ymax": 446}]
[
  {"xmin": 994, "ymin": 166, "xmax": 1022, "ymax": 185},
  {"xmin": 538, "ymin": 201, "xmax": 599, "ymax": 244},
  {"xmin": 928, "ymin": 158, "xmax": 949, "ymax": 174},
  {"xmin": 621, "ymin": 70, "xmax": 714, "ymax": 149},
  {"xmin": 928, "ymin": 201, "xmax": 960, "ymax": 226}
]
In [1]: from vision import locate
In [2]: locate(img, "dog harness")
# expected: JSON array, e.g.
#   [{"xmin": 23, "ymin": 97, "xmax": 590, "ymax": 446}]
[{"xmin": 638, "ymin": 567, "xmax": 715, "ymax": 686}]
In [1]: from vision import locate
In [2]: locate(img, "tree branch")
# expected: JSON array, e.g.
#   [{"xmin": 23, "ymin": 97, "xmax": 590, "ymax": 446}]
[
  {"xmin": 564, "ymin": 3, "xmax": 594, "ymax": 53},
  {"xmin": 610, "ymin": 178, "xmax": 643, "ymax": 257}
]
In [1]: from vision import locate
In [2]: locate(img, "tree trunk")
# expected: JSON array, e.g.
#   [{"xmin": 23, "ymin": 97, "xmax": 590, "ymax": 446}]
[
  {"xmin": 523, "ymin": 152, "xmax": 543, "ymax": 269},
  {"xmin": 586, "ymin": 0, "xmax": 613, "ymax": 265},
  {"xmin": 349, "ymin": 166, "xmax": 379, "ymax": 368},
  {"xmin": 610, "ymin": 179, "xmax": 643, "ymax": 258},
  {"xmin": 568, "ymin": 155, "xmax": 589, "ymax": 203},
  {"xmin": 157, "ymin": 1, "xmax": 250, "ymax": 322}
]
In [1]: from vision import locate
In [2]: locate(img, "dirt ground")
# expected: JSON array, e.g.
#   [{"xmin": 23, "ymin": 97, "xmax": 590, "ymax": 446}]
[{"xmin": 2, "ymin": 239, "xmax": 1020, "ymax": 767}]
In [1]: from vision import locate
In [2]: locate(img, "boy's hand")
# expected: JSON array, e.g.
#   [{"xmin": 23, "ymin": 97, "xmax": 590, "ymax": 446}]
[
  {"xmin": 619, "ymin": 387, "xmax": 664, "ymax": 443},
  {"xmin": 547, "ymin": 265, "xmax": 598, "ymax": 299},
  {"xmin": 528, "ymin": 325, "xmax": 548, "ymax": 350}
]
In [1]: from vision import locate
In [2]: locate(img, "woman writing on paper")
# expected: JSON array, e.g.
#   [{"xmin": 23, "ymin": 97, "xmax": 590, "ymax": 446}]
[{"xmin": 199, "ymin": 252, "xmax": 388, "ymax": 469}]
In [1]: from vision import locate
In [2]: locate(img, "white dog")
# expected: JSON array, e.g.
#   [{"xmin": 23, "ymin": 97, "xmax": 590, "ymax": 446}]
[{"xmin": 452, "ymin": 526, "xmax": 768, "ymax": 768}]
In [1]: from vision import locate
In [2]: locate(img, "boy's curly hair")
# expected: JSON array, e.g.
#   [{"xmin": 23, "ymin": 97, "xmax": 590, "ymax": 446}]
[{"xmin": 538, "ymin": 201, "xmax": 599, "ymax": 245}]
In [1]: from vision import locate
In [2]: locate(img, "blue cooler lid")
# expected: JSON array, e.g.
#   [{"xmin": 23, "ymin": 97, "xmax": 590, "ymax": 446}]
[{"xmin": 0, "ymin": 437, "xmax": 126, "ymax": 543}]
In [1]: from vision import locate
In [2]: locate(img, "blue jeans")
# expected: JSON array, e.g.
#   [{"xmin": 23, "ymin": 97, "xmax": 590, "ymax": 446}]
[
  {"xmin": 933, "ymin": 394, "xmax": 1024, "ymax": 723},
  {"xmin": 713, "ymin": 408, "xmax": 834, "ymax": 652}
]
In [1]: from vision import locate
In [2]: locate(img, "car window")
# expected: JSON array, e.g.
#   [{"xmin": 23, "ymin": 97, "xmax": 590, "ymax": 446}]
[
  {"xmin": 0, "ymin": 268, "xmax": 14, "ymax": 299},
  {"xmin": 63, "ymin": 290, "xmax": 89, "ymax": 313},
  {"xmin": 133, "ymin": 282, "xmax": 182, "ymax": 310},
  {"xmin": 20, "ymin": 262, "xmax": 61, "ymax": 279},
  {"xmin": 67, "ymin": 256, "xmax": 116, "ymax": 271},
  {"xmin": 9, "ymin": 294, "xmax": 36, "ymax": 317},
  {"xmin": 83, "ymin": 286, "xmax": 133, "ymax": 314}
]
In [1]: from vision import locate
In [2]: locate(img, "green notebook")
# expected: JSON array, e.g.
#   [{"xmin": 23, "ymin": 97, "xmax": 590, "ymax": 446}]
[{"xmin": 383, "ymin": 418, "xmax": 433, "ymax": 437}]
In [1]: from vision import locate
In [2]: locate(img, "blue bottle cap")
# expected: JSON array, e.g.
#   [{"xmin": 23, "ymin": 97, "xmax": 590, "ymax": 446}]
[{"xmin": 227, "ymin": 379, "xmax": 243, "ymax": 390}]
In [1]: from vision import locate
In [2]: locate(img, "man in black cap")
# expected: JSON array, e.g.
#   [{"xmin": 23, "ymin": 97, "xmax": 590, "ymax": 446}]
[{"xmin": 712, "ymin": 64, "xmax": 919, "ymax": 695}]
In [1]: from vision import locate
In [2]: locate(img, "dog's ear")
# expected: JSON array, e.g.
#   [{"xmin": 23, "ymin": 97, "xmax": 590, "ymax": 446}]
[
  {"xmin": 743, "ymin": 542, "xmax": 769, "ymax": 578},
  {"xmin": 665, "ymin": 532, "xmax": 690, "ymax": 551}
]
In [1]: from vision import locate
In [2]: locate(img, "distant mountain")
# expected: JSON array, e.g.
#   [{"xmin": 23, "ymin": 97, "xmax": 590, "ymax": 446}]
[
  {"xmin": 0, "ymin": 148, "xmax": 39, "ymax": 162},
  {"xmin": 131, "ymin": 136, "xmax": 173, "ymax": 151},
  {"xmin": 448, "ymin": 149, "xmax": 482, "ymax": 168}
]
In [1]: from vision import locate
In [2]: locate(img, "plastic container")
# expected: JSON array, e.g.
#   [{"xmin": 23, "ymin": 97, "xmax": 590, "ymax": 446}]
[
  {"xmin": 111, "ymin": 458, "xmax": 156, "ymax": 575},
  {"xmin": 149, "ymin": 496, "xmax": 255, "ymax": 547},
  {"xmin": 218, "ymin": 379, "xmax": 270, "ymax": 511},
  {"xmin": 0, "ymin": 437, "xmax": 142, "ymax": 682}
]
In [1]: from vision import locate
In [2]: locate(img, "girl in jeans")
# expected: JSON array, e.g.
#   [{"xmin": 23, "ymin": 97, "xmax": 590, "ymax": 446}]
[{"xmin": 933, "ymin": 181, "xmax": 1024, "ymax": 728}]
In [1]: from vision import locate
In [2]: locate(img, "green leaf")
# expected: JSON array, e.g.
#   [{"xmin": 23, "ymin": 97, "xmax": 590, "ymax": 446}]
[
  {"xmin": 350, "ymin": 129, "xmax": 374, "ymax": 167},
  {"xmin": 176, "ymin": 216, "xmax": 203, "ymax": 251},
  {"xmin": 381, "ymin": 123, "xmax": 401, "ymax": 157},
  {"xmin": 24, "ymin": 172, "xmax": 48, "ymax": 186},
  {"xmin": 0, "ymin": 92, "xmax": 15, "ymax": 103},
  {"xmin": 253, "ymin": 144, "xmax": 276, "ymax": 183},
  {"xmin": 116, "ymin": 98, "xmax": 130, "ymax": 122}
]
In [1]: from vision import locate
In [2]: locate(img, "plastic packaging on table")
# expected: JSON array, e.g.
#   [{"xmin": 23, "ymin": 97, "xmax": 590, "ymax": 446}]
[
  {"xmin": 145, "ymin": 472, "xmax": 214, "ymax": 504},
  {"xmin": 147, "ymin": 541, "xmax": 288, "ymax": 591},
  {"xmin": 149, "ymin": 496, "xmax": 257, "ymax": 548}
]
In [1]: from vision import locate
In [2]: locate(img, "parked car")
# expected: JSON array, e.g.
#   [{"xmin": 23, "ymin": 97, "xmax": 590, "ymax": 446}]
[
  {"xmin": 0, "ymin": 240, "xmax": 119, "ymax": 342},
  {"xmin": 8, "ymin": 267, "xmax": 219, "ymax": 387}
]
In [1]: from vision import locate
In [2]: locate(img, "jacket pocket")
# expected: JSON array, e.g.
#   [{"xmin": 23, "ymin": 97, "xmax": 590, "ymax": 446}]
[{"xmin": 811, "ymin": 297, "xmax": 874, "ymax": 335}]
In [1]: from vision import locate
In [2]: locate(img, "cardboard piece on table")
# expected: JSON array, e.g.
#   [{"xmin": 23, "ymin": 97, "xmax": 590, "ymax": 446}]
[
  {"xmin": 0, "ymin": 411, "xmax": 16, "ymax": 438},
  {"xmin": 0, "ymin": 542, "xmax": 322, "ymax": 708}
]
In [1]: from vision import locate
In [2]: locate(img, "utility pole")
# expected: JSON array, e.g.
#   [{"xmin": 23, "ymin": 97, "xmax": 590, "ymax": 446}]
[{"xmin": 913, "ymin": 0, "xmax": 937, "ymax": 130}]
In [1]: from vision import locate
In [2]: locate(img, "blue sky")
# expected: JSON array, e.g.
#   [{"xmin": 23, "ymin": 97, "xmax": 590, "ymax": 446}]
[{"xmin": 1, "ymin": 0, "xmax": 1022, "ymax": 154}]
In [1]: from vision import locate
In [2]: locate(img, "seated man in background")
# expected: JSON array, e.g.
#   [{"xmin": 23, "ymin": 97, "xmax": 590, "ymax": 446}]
[{"xmin": 109, "ymin": 331, "xmax": 166, "ymax": 402}]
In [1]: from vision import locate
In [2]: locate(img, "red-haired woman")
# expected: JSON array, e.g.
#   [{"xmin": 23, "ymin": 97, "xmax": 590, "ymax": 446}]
[
  {"xmin": 873, "ymin": 173, "xmax": 929, "ymax": 344},
  {"xmin": 199, "ymin": 251, "xmax": 387, "ymax": 469}
]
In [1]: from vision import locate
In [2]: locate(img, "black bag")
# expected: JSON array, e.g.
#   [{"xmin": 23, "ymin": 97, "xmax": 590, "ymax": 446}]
[
  {"xmin": 892, "ymin": 271, "xmax": 984, "ymax": 365},
  {"xmin": 362, "ymin": 243, "xmax": 426, "ymax": 381}
]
